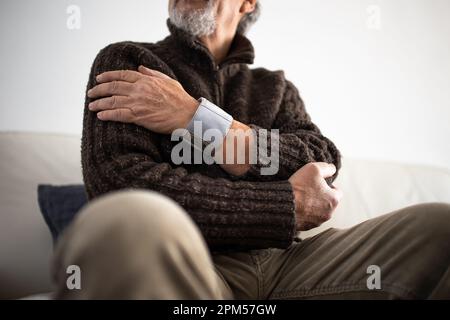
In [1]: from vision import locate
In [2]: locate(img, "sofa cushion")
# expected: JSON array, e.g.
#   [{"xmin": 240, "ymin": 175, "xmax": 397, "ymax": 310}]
[
  {"xmin": 37, "ymin": 184, "xmax": 87, "ymax": 241},
  {"xmin": 0, "ymin": 132, "xmax": 83, "ymax": 299}
]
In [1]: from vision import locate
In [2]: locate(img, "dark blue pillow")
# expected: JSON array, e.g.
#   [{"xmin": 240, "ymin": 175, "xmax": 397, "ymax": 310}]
[{"xmin": 37, "ymin": 184, "xmax": 87, "ymax": 241}]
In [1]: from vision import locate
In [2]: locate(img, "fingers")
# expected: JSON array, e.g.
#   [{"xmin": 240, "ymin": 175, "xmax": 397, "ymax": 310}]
[
  {"xmin": 96, "ymin": 70, "xmax": 142, "ymax": 84},
  {"xmin": 87, "ymin": 81, "xmax": 133, "ymax": 98},
  {"xmin": 88, "ymin": 96, "xmax": 130, "ymax": 112},
  {"xmin": 312, "ymin": 162, "xmax": 337, "ymax": 179},
  {"xmin": 138, "ymin": 65, "xmax": 172, "ymax": 80},
  {"xmin": 97, "ymin": 109, "xmax": 134, "ymax": 123},
  {"xmin": 94, "ymin": 67, "xmax": 172, "ymax": 86}
]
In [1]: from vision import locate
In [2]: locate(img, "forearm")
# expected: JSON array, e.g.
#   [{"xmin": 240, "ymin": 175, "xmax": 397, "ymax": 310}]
[
  {"xmin": 193, "ymin": 93, "xmax": 340, "ymax": 181},
  {"xmin": 215, "ymin": 120, "xmax": 340, "ymax": 182},
  {"xmin": 216, "ymin": 120, "xmax": 253, "ymax": 177},
  {"xmin": 246, "ymin": 124, "xmax": 341, "ymax": 183}
]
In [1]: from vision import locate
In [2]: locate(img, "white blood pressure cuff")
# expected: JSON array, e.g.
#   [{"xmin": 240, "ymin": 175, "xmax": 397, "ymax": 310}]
[{"xmin": 185, "ymin": 97, "xmax": 233, "ymax": 149}]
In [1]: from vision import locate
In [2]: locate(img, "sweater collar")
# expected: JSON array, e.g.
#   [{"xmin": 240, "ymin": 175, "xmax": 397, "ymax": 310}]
[{"xmin": 166, "ymin": 19, "xmax": 255, "ymax": 70}]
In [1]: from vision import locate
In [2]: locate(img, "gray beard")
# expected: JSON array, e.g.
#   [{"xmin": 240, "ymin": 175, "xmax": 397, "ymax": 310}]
[{"xmin": 169, "ymin": 0, "xmax": 217, "ymax": 37}]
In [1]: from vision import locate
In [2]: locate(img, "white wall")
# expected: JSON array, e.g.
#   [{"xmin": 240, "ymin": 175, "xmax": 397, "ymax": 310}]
[{"xmin": 1, "ymin": 0, "xmax": 449, "ymax": 169}]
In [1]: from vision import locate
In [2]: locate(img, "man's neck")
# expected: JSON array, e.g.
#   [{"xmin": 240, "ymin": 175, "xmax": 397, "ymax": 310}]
[{"xmin": 199, "ymin": 27, "xmax": 236, "ymax": 65}]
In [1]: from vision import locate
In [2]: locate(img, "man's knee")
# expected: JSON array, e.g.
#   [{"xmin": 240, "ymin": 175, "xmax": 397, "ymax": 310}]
[
  {"xmin": 53, "ymin": 190, "xmax": 214, "ymax": 299},
  {"xmin": 400, "ymin": 203, "xmax": 450, "ymax": 241},
  {"xmin": 66, "ymin": 189, "xmax": 201, "ymax": 251}
]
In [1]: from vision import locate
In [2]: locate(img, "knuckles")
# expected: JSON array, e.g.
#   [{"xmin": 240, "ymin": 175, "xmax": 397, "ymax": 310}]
[
  {"xmin": 118, "ymin": 70, "xmax": 127, "ymax": 80},
  {"xmin": 109, "ymin": 81, "xmax": 119, "ymax": 94},
  {"xmin": 134, "ymin": 79, "xmax": 154, "ymax": 92},
  {"xmin": 329, "ymin": 195, "xmax": 340, "ymax": 208},
  {"xmin": 109, "ymin": 95, "xmax": 117, "ymax": 108},
  {"xmin": 305, "ymin": 162, "xmax": 321, "ymax": 175}
]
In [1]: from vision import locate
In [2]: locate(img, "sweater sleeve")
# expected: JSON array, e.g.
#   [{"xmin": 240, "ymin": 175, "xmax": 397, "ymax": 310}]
[
  {"xmin": 246, "ymin": 80, "xmax": 341, "ymax": 184},
  {"xmin": 81, "ymin": 42, "xmax": 297, "ymax": 251}
]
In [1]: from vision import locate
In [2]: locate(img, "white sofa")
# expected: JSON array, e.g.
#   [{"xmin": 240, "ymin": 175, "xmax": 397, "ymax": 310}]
[{"xmin": 1, "ymin": 131, "xmax": 450, "ymax": 299}]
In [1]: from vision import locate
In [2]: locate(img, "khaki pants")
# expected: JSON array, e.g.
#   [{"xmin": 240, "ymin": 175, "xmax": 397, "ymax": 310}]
[{"xmin": 52, "ymin": 190, "xmax": 450, "ymax": 299}]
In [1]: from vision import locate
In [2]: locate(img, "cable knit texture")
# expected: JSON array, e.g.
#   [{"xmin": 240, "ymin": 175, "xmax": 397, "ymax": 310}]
[{"xmin": 81, "ymin": 21, "xmax": 341, "ymax": 252}]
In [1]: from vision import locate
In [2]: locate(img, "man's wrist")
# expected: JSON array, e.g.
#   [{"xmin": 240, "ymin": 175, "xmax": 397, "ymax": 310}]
[
  {"xmin": 185, "ymin": 97, "xmax": 233, "ymax": 143},
  {"xmin": 180, "ymin": 96, "xmax": 201, "ymax": 129}
]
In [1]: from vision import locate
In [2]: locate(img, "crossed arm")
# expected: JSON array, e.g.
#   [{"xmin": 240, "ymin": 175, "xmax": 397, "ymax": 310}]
[
  {"xmin": 88, "ymin": 65, "xmax": 254, "ymax": 177},
  {"xmin": 87, "ymin": 64, "xmax": 340, "ymax": 181},
  {"xmin": 82, "ymin": 43, "xmax": 341, "ymax": 250}
]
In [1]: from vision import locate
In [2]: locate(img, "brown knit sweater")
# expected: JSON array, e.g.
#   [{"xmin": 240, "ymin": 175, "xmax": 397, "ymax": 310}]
[{"xmin": 81, "ymin": 21, "xmax": 341, "ymax": 252}]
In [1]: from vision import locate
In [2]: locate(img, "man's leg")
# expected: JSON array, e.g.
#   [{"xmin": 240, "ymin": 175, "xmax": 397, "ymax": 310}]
[
  {"xmin": 52, "ymin": 190, "xmax": 233, "ymax": 299},
  {"xmin": 266, "ymin": 203, "xmax": 450, "ymax": 299},
  {"xmin": 214, "ymin": 203, "xmax": 450, "ymax": 299}
]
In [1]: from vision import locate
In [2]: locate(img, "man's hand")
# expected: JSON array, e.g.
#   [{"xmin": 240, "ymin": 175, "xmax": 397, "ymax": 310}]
[
  {"xmin": 288, "ymin": 162, "xmax": 343, "ymax": 231},
  {"xmin": 87, "ymin": 65, "xmax": 199, "ymax": 134}
]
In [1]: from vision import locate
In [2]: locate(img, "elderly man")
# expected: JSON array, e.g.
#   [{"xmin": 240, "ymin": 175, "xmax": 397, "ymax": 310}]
[{"xmin": 53, "ymin": 0, "xmax": 450, "ymax": 299}]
